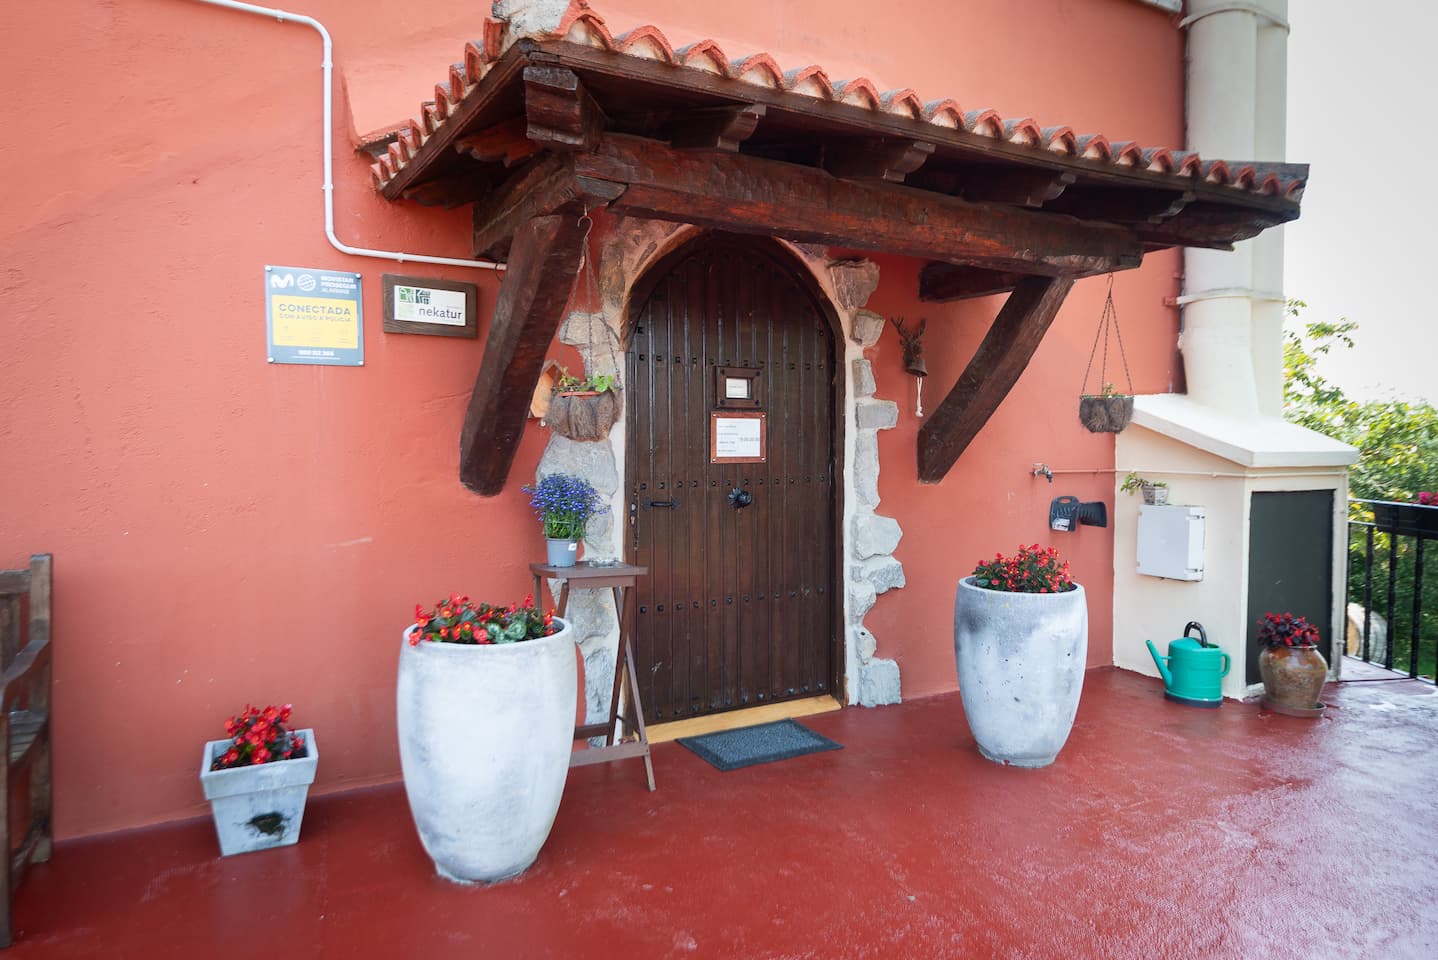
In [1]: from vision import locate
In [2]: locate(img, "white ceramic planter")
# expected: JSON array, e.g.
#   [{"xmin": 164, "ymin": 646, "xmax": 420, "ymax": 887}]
[
  {"xmin": 396, "ymin": 618, "xmax": 576, "ymax": 884},
  {"xmin": 953, "ymin": 577, "xmax": 1088, "ymax": 767},
  {"xmin": 198, "ymin": 729, "xmax": 318, "ymax": 856}
]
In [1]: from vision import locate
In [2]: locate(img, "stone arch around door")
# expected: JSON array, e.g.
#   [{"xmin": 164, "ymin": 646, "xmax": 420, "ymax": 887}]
[{"xmin": 535, "ymin": 218, "xmax": 905, "ymax": 731}]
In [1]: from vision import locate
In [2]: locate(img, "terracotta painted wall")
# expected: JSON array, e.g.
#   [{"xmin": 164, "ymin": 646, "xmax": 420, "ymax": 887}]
[{"xmin": 0, "ymin": 0, "xmax": 1183, "ymax": 839}]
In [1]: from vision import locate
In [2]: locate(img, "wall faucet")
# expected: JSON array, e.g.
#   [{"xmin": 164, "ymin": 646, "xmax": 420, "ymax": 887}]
[{"xmin": 1033, "ymin": 462, "xmax": 1053, "ymax": 483}]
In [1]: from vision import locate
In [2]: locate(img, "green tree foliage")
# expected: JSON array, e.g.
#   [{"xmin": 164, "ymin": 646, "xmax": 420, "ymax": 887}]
[
  {"xmin": 1284, "ymin": 301, "xmax": 1437, "ymax": 677},
  {"xmin": 1283, "ymin": 300, "xmax": 1438, "ymax": 502}
]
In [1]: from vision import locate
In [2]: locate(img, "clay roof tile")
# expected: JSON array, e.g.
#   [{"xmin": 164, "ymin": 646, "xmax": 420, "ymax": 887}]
[
  {"xmin": 616, "ymin": 26, "xmax": 675, "ymax": 63},
  {"xmin": 783, "ymin": 65, "xmax": 833, "ymax": 99}
]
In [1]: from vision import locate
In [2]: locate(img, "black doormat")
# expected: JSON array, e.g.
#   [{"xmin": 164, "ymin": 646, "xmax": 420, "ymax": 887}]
[{"xmin": 677, "ymin": 718, "xmax": 843, "ymax": 771}]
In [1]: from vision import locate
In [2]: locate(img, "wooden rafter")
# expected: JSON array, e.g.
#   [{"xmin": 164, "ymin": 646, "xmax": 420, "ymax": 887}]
[
  {"xmin": 919, "ymin": 264, "xmax": 1032, "ymax": 303},
  {"xmin": 523, "ymin": 65, "xmax": 604, "ymax": 150},
  {"xmin": 821, "ymin": 138, "xmax": 935, "ymax": 183},
  {"xmin": 956, "ymin": 168, "xmax": 1076, "ymax": 207},
  {"xmin": 573, "ymin": 135, "xmax": 1143, "ymax": 276},
  {"xmin": 459, "ymin": 214, "xmax": 588, "ymax": 495},
  {"xmin": 471, "ymin": 154, "xmax": 623, "ymax": 260},
  {"xmin": 918, "ymin": 276, "xmax": 1075, "ymax": 483},
  {"xmin": 666, "ymin": 104, "xmax": 766, "ymax": 151}
]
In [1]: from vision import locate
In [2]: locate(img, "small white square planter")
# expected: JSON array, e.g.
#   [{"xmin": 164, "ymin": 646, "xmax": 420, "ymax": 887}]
[{"xmin": 198, "ymin": 729, "xmax": 318, "ymax": 856}]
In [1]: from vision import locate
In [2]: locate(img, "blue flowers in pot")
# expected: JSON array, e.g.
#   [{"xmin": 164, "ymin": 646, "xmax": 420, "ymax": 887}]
[{"xmin": 523, "ymin": 473, "xmax": 607, "ymax": 567}]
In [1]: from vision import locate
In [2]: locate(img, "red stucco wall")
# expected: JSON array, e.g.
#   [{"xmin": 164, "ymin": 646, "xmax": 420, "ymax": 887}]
[{"xmin": 0, "ymin": 0, "xmax": 1183, "ymax": 839}]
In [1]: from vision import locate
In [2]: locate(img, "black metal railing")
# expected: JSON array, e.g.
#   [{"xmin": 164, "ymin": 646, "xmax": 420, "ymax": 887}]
[{"xmin": 1347, "ymin": 499, "xmax": 1438, "ymax": 680}]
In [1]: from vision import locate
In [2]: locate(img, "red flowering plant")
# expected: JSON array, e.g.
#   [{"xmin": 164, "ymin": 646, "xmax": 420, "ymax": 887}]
[
  {"xmin": 1257, "ymin": 612, "xmax": 1320, "ymax": 648},
  {"xmin": 210, "ymin": 704, "xmax": 306, "ymax": 771},
  {"xmin": 409, "ymin": 592, "xmax": 558, "ymax": 646},
  {"xmin": 972, "ymin": 544, "xmax": 1076, "ymax": 593},
  {"xmin": 1417, "ymin": 491, "xmax": 1435, "ymax": 506}
]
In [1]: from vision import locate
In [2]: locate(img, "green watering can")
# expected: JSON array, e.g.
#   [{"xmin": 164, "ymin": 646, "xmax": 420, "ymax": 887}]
[{"xmin": 1146, "ymin": 622, "xmax": 1230, "ymax": 708}]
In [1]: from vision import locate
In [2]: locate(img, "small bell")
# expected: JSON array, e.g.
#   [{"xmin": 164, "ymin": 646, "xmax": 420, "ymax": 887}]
[{"xmin": 890, "ymin": 316, "xmax": 929, "ymax": 416}]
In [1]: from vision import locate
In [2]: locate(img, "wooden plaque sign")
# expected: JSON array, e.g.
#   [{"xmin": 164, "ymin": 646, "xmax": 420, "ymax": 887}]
[
  {"xmin": 381, "ymin": 274, "xmax": 479, "ymax": 338},
  {"xmin": 710, "ymin": 411, "xmax": 766, "ymax": 463}
]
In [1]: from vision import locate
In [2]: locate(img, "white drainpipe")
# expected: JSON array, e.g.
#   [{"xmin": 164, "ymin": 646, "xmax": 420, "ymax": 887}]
[
  {"xmin": 189, "ymin": 0, "xmax": 504, "ymax": 272},
  {"xmin": 1179, "ymin": 0, "xmax": 1289, "ymax": 415}
]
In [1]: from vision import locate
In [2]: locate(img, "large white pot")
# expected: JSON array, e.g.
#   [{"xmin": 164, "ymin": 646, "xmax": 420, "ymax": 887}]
[
  {"xmin": 953, "ymin": 577, "xmax": 1088, "ymax": 768},
  {"xmin": 396, "ymin": 618, "xmax": 576, "ymax": 883}
]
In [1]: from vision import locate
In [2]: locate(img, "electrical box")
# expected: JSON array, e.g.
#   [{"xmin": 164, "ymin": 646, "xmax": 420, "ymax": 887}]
[{"xmin": 1137, "ymin": 504, "xmax": 1205, "ymax": 581}]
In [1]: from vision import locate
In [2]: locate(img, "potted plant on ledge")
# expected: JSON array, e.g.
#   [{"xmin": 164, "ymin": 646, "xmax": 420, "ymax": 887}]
[
  {"xmin": 1257, "ymin": 612, "xmax": 1328, "ymax": 718},
  {"xmin": 953, "ymin": 545, "xmax": 1088, "ymax": 767},
  {"xmin": 1120, "ymin": 471, "xmax": 1169, "ymax": 505},
  {"xmin": 396, "ymin": 593, "xmax": 574, "ymax": 884},
  {"xmin": 524, "ymin": 472, "xmax": 607, "ymax": 567},
  {"xmin": 198, "ymin": 704, "xmax": 317, "ymax": 856}
]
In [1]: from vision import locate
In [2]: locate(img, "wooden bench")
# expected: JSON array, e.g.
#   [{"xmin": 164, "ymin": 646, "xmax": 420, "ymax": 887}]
[{"xmin": 0, "ymin": 555, "xmax": 52, "ymax": 949}]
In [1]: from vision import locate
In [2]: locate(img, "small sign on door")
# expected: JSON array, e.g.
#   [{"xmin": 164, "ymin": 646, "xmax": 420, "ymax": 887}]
[{"xmin": 711, "ymin": 412, "xmax": 766, "ymax": 463}]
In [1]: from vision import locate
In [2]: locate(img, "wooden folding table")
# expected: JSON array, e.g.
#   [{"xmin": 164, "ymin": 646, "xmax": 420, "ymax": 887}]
[{"xmin": 530, "ymin": 561, "xmax": 655, "ymax": 791}]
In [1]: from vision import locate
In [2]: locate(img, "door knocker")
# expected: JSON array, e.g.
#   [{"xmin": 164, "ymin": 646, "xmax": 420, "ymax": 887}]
[{"xmin": 728, "ymin": 488, "xmax": 753, "ymax": 509}]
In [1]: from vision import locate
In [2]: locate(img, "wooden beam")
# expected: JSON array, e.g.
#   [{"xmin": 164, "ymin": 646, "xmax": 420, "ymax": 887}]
[
  {"xmin": 821, "ymin": 138, "xmax": 935, "ymax": 183},
  {"xmin": 573, "ymin": 135, "xmax": 1142, "ymax": 275},
  {"xmin": 471, "ymin": 155, "xmax": 624, "ymax": 260},
  {"xmin": 524, "ymin": 64, "xmax": 604, "ymax": 150},
  {"xmin": 956, "ymin": 169, "xmax": 1076, "ymax": 207},
  {"xmin": 534, "ymin": 42, "xmax": 1303, "ymax": 220},
  {"xmin": 400, "ymin": 172, "xmax": 496, "ymax": 209},
  {"xmin": 918, "ymin": 276, "xmax": 1075, "ymax": 483},
  {"xmin": 1130, "ymin": 204, "xmax": 1291, "ymax": 249},
  {"xmin": 459, "ymin": 215, "xmax": 588, "ymax": 495},
  {"xmin": 918, "ymin": 255, "xmax": 1134, "ymax": 302},
  {"xmin": 919, "ymin": 264, "xmax": 1030, "ymax": 303},
  {"xmin": 1045, "ymin": 187, "xmax": 1194, "ymax": 223},
  {"xmin": 454, "ymin": 117, "xmax": 540, "ymax": 167},
  {"xmin": 666, "ymin": 104, "xmax": 766, "ymax": 151}
]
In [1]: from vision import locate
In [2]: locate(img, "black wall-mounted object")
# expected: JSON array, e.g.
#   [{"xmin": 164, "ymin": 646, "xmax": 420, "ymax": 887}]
[{"xmin": 1049, "ymin": 495, "xmax": 1108, "ymax": 532}]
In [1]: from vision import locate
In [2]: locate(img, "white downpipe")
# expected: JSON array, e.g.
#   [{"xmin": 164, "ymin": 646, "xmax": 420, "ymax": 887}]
[
  {"xmin": 189, "ymin": 0, "xmax": 504, "ymax": 272},
  {"xmin": 1180, "ymin": 0, "xmax": 1288, "ymax": 416}
]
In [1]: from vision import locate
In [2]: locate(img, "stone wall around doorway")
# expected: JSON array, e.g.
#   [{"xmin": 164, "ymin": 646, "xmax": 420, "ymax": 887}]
[{"xmin": 536, "ymin": 218, "xmax": 905, "ymax": 728}]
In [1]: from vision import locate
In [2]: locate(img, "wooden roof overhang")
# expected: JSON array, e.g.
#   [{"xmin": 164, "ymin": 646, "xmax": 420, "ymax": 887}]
[{"xmin": 371, "ymin": 34, "xmax": 1306, "ymax": 496}]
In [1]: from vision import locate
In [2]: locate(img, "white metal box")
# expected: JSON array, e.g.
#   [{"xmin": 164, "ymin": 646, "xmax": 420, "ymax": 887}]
[{"xmin": 1136, "ymin": 504, "xmax": 1205, "ymax": 581}]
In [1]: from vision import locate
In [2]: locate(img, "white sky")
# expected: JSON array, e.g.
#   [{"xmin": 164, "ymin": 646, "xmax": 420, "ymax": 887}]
[{"xmin": 1284, "ymin": 1, "xmax": 1438, "ymax": 405}]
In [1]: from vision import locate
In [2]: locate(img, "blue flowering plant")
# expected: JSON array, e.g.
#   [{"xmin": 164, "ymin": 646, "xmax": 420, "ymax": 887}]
[{"xmin": 522, "ymin": 473, "xmax": 607, "ymax": 541}]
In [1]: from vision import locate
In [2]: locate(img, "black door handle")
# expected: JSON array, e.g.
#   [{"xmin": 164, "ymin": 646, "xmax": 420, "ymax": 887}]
[{"xmin": 645, "ymin": 499, "xmax": 679, "ymax": 509}]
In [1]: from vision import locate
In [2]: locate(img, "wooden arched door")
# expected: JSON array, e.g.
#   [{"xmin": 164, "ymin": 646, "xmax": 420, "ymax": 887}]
[{"xmin": 625, "ymin": 235, "xmax": 839, "ymax": 722}]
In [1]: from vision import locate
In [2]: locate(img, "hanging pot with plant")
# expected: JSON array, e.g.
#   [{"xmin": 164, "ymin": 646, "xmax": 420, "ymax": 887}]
[
  {"xmin": 1078, "ymin": 275, "xmax": 1135, "ymax": 433},
  {"xmin": 546, "ymin": 367, "xmax": 622, "ymax": 442}
]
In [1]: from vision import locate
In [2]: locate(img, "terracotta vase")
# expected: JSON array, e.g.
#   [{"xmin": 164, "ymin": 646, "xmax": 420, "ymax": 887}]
[{"xmin": 1258, "ymin": 644, "xmax": 1328, "ymax": 714}]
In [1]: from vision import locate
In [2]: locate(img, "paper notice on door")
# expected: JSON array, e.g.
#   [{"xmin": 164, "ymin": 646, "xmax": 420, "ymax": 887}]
[{"xmin": 712, "ymin": 413, "xmax": 765, "ymax": 462}]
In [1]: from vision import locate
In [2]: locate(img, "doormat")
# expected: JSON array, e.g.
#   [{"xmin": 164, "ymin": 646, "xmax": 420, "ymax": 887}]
[{"xmin": 677, "ymin": 719, "xmax": 842, "ymax": 772}]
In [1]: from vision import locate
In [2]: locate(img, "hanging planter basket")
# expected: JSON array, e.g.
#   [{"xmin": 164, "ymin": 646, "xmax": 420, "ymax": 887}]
[
  {"xmin": 1078, "ymin": 394, "xmax": 1134, "ymax": 433},
  {"xmin": 546, "ymin": 386, "xmax": 622, "ymax": 442},
  {"xmin": 1078, "ymin": 275, "xmax": 1135, "ymax": 434}
]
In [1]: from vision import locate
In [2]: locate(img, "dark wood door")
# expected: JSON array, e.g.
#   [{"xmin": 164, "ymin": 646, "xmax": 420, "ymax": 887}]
[{"xmin": 626, "ymin": 236, "xmax": 837, "ymax": 721}]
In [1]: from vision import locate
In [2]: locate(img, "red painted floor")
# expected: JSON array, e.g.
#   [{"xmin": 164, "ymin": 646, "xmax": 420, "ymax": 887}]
[{"xmin": 10, "ymin": 668, "xmax": 1438, "ymax": 959}]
